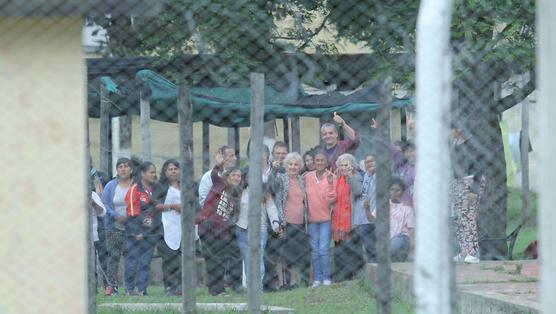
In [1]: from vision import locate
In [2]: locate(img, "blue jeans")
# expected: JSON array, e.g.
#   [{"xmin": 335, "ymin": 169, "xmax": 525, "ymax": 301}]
[
  {"xmin": 391, "ymin": 234, "xmax": 410, "ymax": 262},
  {"xmin": 235, "ymin": 227, "xmax": 268, "ymax": 285},
  {"xmin": 308, "ymin": 221, "xmax": 332, "ymax": 282},
  {"xmin": 124, "ymin": 236, "xmax": 156, "ymax": 293}
]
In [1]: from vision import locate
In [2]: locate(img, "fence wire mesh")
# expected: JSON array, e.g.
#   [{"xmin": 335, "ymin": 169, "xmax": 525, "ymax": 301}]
[{"xmin": 0, "ymin": 0, "xmax": 538, "ymax": 313}]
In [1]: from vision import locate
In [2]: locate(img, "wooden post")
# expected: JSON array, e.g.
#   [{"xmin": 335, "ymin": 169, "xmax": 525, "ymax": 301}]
[
  {"xmin": 227, "ymin": 127, "xmax": 240, "ymax": 156},
  {"xmin": 400, "ymin": 107, "xmax": 407, "ymax": 142},
  {"xmin": 112, "ymin": 115, "xmax": 132, "ymax": 176},
  {"xmin": 234, "ymin": 126, "xmax": 240, "ymax": 158},
  {"xmin": 121, "ymin": 114, "xmax": 132, "ymax": 157},
  {"xmin": 248, "ymin": 73, "xmax": 265, "ymax": 313},
  {"xmin": 291, "ymin": 117, "xmax": 301, "ymax": 153},
  {"xmin": 100, "ymin": 84, "xmax": 111, "ymax": 174},
  {"xmin": 282, "ymin": 118, "xmax": 290, "ymax": 151},
  {"xmin": 202, "ymin": 121, "xmax": 210, "ymax": 173},
  {"xmin": 521, "ymin": 98, "xmax": 531, "ymax": 224},
  {"xmin": 537, "ymin": 2, "xmax": 556, "ymax": 312},
  {"xmin": 415, "ymin": 0, "xmax": 455, "ymax": 313},
  {"xmin": 390, "ymin": 109, "xmax": 402, "ymax": 142},
  {"xmin": 140, "ymin": 90, "xmax": 152, "ymax": 162},
  {"xmin": 111, "ymin": 117, "xmax": 120, "ymax": 176},
  {"xmin": 178, "ymin": 85, "xmax": 197, "ymax": 314},
  {"xmin": 375, "ymin": 77, "xmax": 393, "ymax": 314},
  {"xmin": 86, "ymin": 117, "xmax": 96, "ymax": 314},
  {"xmin": 319, "ymin": 116, "xmax": 327, "ymax": 146}
]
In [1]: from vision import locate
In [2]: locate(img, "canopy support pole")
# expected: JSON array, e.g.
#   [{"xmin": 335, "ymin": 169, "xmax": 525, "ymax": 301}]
[
  {"xmin": 203, "ymin": 121, "xmax": 210, "ymax": 173},
  {"xmin": 283, "ymin": 118, "xmax": 290, "ymax": 151},
  {"xmin": 140, "ymin": 90, "xmax": 151, "ymax": 162}
]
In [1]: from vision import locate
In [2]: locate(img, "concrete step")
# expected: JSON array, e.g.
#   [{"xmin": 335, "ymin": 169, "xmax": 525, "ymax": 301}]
[{"xmin": 366, "ymin": 260, "xmax": 540, "ymax": 314}]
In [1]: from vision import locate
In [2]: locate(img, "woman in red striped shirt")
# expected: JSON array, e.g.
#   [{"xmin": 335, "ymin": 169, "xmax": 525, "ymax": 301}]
[{"xmin": 124, "ymin": 161, "xmax": 159, "ymax": 296}]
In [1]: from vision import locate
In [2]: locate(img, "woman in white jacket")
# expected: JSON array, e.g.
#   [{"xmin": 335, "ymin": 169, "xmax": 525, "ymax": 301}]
[{"xmin": 235, "ymin": 148, "xmax": 282, "ymax": 286}]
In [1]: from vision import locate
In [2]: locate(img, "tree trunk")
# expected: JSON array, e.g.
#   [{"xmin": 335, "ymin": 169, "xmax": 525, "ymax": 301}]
[
  {"xmin": 454, "ymin": 64, "xmax": 509, "ymax": 260},
  {"xmin": 477, "ymin": 111, "xmax": 508, "ymax": 260}
]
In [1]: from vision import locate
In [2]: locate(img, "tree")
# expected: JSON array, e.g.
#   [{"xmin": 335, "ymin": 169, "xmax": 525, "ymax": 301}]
[{"xmin": 327, "ymin": 0, "xmax": 535, "ymax": 259}]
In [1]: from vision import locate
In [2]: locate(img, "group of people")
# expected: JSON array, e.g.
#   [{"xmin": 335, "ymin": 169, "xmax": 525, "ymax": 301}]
[
  {"xmin": 89, "ymin": 112, "xmax": 485, "ymax": 297},
  {"xmin": 91, "ymin": 158, "xmax": 187, "ymax": 296}
]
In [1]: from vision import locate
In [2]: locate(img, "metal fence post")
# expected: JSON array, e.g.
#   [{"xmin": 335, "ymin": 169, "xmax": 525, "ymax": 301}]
[
  {"xmin": 248, "ymin": 72, "xmax": 265, "ymax": 313},
  {"xmin": 178, "ymin": 85, "xmax": 197, "ymax": 314},
  {"xmin": 537, "ymin": 1, "xmax": 556, "ymax": 312},
  {"xmin": 414, "ymin": 0, "xmax": 455, "ymax": 313},
  {"xmin": 375, "ymin": 77, "xmax": 392, "ymax": 314},
  {"xmin": 520, "ymin": 98, "xmax": 531, "ymax": 223}
]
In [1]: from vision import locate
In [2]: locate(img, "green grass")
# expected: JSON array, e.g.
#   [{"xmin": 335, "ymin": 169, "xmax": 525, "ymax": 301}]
[
  {"xmin": 507, "ymin": 187, "xmax": 538, "ymax": 260},
  {"xmin": 97, "ymin": 275, "xmax": 414, "ymax": 314}
]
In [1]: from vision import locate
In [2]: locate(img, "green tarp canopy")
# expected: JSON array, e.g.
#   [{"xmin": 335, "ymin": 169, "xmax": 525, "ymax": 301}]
[{"xmin": 87, "ymin": 70, "xmax": 412, "ymax": 127}]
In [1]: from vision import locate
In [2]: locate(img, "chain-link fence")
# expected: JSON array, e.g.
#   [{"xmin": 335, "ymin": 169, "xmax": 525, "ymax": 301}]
[{"xmin": 1, "ymin": 0, "xmax": 544, "ymax": 313}]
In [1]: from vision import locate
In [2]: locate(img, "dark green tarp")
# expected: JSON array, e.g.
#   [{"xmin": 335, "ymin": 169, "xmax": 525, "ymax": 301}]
[{"xmin": 88, "ymin": 70, "xmax": 412, "ymax": 127}]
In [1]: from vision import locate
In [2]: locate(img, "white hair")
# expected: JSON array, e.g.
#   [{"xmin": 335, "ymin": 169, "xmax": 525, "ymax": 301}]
[
  {"xmin": 336, "ymin": 153, "xmax": 358, "ymax": 169},
  {"xmin": 283, "ymin": 152, "xmax": 303, "ymax": 168}
]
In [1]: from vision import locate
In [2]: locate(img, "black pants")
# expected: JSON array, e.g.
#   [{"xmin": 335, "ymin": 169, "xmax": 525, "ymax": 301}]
[
  {"xmin": 353, "ymin": 224, "xmax": 376, "ymax": 263},
  {"xmin": 199, "ymin": 224, "xmax": 242, "ymax": 295},
  {"xmin": 157, "ymin": 238, "xmax": 182, "ymax": 292},
  {"xmin": 282, "ymin": 224, "xmax": 311, "ymax": 286},
  {"xmin": 106, "ymin": 228, "xmax": 126, "ymax": 289},
  {"xmin": 95, "ymin": 224, "xmax": 109, "ymax": 289},
  {"xmin": 263, "ymin": 231, "xmax": 283, "ymax": 290},
  {"xmin": 333, "ymin": 231, "xmax": 365, "ymax": 282}
]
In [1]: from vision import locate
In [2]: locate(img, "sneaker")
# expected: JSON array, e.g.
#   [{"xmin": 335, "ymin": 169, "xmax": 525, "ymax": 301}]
[
  {"xmin": 232, "ymin": 285, "xmax": 244, "ymax": 294},
  {"xmin": 464, "ymin": 255, "xmax": 480, "ymax": 264},
  {"xmin": 323, "ymin": 280, "xmax": 332, "ymax": 286},
  {"xmin": 173, "ymin": 289, "xmax": 183, "ymax": 296},
  {"xmin": 104, "ymin": 286, "xmax": 113, "ymax": 296},
  {"xmin": 263, "ymin": 285, "xmax": 278, "ymax": 293},
  {"xmin": 453, "ymin": 254, "xmax": 464, "ymax": 263},
  {"xmin": 311, "ymin": 281, "xmax": 322, "ymax": 288}
]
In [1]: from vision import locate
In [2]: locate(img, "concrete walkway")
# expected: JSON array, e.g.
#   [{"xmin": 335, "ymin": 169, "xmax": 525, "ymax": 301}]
[
  {"xmin": 367, "ymin": 260, "xmax": 540, "ymax": 314},
  {"xmin": 99, "ymin": 302, "xmax": 293, "ymax": 313}
]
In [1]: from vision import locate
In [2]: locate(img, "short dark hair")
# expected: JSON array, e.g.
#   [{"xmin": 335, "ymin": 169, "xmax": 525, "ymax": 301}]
[
  {"xmin": 116, "ymin": 157, "xmax": 132, "ymax": 168},
  {"xmin": 402, "ymin": 141, "xmax": 415, "ymax": 152},
  {"xmin": 390, "ymin": 177, "xmax": 406, "ymax": 192},
  {"xmin": 272, "ymin": 141, "xmax": 288, "ymax": 153}
]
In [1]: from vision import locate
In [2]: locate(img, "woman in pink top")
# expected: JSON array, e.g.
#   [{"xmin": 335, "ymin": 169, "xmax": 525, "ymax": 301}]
[
  {"xmin": 269, "ymin": 152, "xmax": 310, "ymax": 289},
  {"xmin": 305, "ymin": 152, "xmax": 336, "ymax": 287},
  {"xmin": 367, "ymin": 177, "xmax": 414, "ymax": 262}
]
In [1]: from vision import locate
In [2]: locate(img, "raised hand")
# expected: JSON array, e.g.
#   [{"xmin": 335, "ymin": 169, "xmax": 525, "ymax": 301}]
[
  {"xmin": 214, "ymin": 149, "xmax": 225, "ymax": 165},
  {"xmin": 370, "ymin": 117, "xmax": 379, "ymax": 129},
  {"xmin": 272, "ymin": 160, "xmax": 281, "ymax": 171},
  {"xmin": 333, "ymin": 112, "xmax": 346, "ymax": 126},
  {"xmin": 326, "ymin": 169, "xmax": 334, "ymax": 184},
  {"xmin": 406, "ymin": 112, "xmax": 415, "ymax": 134}
]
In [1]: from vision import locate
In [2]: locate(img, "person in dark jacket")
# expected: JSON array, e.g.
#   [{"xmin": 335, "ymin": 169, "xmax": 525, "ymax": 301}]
[{"xmin": 195, "ymin": 150, "xmax": 243, "ymax": 296}]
